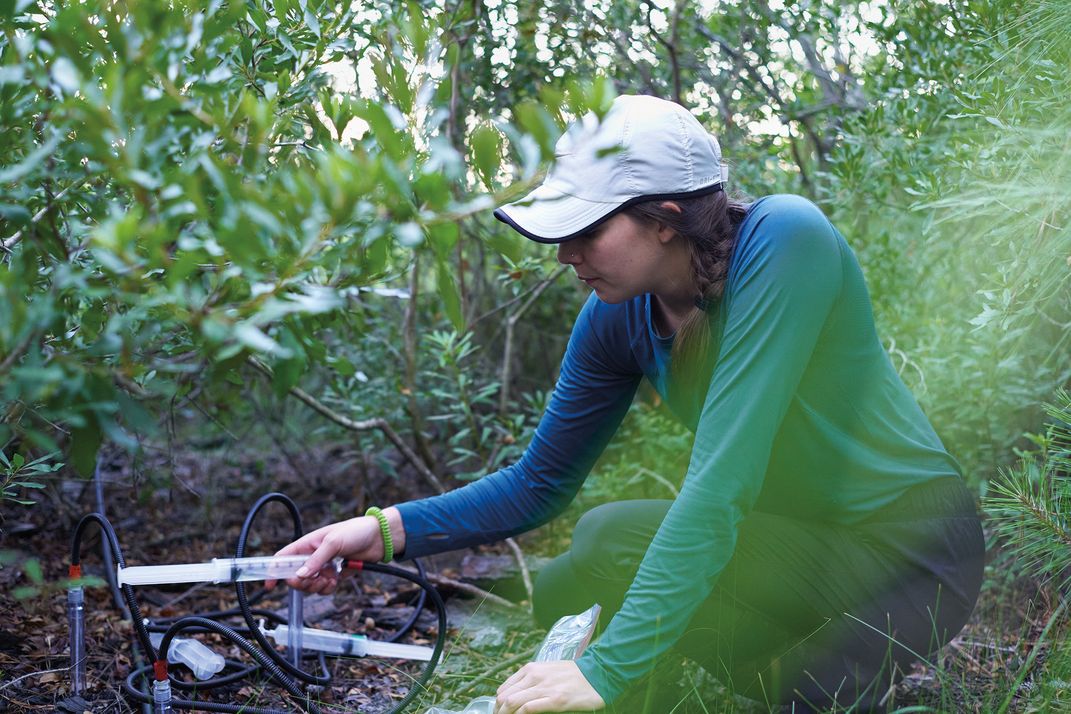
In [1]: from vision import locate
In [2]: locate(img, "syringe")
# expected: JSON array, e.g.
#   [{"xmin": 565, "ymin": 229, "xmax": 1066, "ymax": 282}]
[
  {"xmin": 116, "ymin": 555, "xmax": 344, "ymax": 587},
  {"xmin": 262, "ymin": 623, "xmax": 434, "ymax": 661}
]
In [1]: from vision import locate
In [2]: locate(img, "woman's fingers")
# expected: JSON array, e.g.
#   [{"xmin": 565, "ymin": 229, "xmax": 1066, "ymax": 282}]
[
  {"xmin": 497, "ymin": 663, "xmax": 533, "ymax": 690},
  {"xmin": 302, "ymin": 572, "xmax": 338, "ymax": 595},
  {"xmin": 495, "ymin": 665, "xmax": 541, "ymax": 714},
  {"xmin": 264, "ymin": 532, "xmax": 325, "ymax": 590},
  {"xmin": 297, "ymin": 534, "xmax": 344, "ymax": 576},
  {"xmin": 266, "ymin": 517, "xmax": 372, "ymax": 591},
  {"xmin": 500, "ymin": 697, "xmax": 555, "ymax": 714},
  {"xmin": 494, "ymin": 662, "xmax": 604, "ymax": 714}
]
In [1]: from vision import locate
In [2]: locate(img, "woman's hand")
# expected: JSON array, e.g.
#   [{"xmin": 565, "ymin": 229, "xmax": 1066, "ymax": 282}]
[
  {"xmin": 494, "ymin": 661, "xmax": 605, "ymax": 714},
  {"xmin": 265, "ymin": 507, "xmax": 406, "ymax": 595}
]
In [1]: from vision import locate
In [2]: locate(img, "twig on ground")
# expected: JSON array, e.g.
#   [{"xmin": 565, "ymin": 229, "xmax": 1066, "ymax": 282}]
[
  {"xmin": 0, "ymin": 667, "xmax": 68, "ymax": 691},
  {"xmin": 503, "ymin": 537, "xmax": 533, "ymax": 605},
  {"xmin": 947, "ymin": 637, "xmax": 990, "ymax": 674},
  {"xmin": 420, "ymin": 571, "xmax": 519, "ymax": 610}
]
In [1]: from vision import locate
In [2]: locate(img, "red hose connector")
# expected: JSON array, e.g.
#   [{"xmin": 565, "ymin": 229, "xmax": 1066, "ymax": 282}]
[
  {"xmin": 68, "ymin": 564, "xmax": 82, "ymax": 580},
  {"xmin": 153, "ymin": 659, "xmax": 169, "ymax": 681},
  {"xmin": 344, "ymin": 560, "xmax": 365, "ymax": 571}
]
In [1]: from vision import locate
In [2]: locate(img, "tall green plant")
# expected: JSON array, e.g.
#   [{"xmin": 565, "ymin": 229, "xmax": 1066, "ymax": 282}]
[{"xmin": 822, "ymin": 0, "xmax": 1071, "ymax": 480}]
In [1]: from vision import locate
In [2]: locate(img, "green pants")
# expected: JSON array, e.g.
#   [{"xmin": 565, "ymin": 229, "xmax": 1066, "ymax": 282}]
[{"xmin": 533, "ymin": 477, "xmax": 984, "ymax": 712}]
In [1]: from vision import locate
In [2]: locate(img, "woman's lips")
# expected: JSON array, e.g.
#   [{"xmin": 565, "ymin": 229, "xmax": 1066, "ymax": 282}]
[{"xmin": 577, "ymin": 274, "xmax": 599, "ymax": 285}]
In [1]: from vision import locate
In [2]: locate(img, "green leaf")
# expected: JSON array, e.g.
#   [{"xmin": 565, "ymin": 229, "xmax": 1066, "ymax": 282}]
[
  {"xmin": 435, "ymin": 256, "xmax": 464, "ymax": 332},
  {"xmin": 271, "ymin": 327, "xmax": 306, "ymax": 398},
  {"xmin": 483, "ymin": 228, "xmax": 524, "ymax": 264},
  {"xmin": 427, "ymin": 222, "xmax": 458, "ymax": 261},
  {"xmin": 513, "ymin": 102, "xmax": 560, "ymax": 158},
  {"xmin": 353, "ymin": 100, "xmax": 407, "ymax": 159},
  {"xmin": 303, "ymin": 6, "xmax": 320, "ymax": 37},
  {"xmin": 50, "ymin": 57, "xmax": 81, "ymax": 93},
  {"xmin": 234, "ymin": 322, "xmax": 292, "ymax": 358},
  {"xmin": 23, "ymin": 558, "xmax": 42, "ymax": 583},
  {"xmin": 470, "ymin": 124, "xmax": 502, "ymax": 188},
  {"xmin": 0, "ymin": 204, "xmax": 31, "ymax": 226},
  {"xmin": 68, "ymin": 421, "xmax": 103, "ymax": 478},
  {"xmin": 405, "ymin": 1, "xmax": 428, "ymax": 57}
]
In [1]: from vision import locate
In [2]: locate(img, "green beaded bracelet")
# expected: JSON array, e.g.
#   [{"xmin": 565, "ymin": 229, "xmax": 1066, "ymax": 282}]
[{"xmin": 365, "ymin": 506, "xmax": 394, "ymax": 563}]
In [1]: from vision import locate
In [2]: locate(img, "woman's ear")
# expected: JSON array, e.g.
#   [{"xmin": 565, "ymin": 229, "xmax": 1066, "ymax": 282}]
[{"xmin": 655, "ymin": 201, "xmax": 682, "ymax": 244}]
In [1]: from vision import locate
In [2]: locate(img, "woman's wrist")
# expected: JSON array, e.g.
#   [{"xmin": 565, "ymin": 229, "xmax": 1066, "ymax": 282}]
[{"xmin": 381, "ymin": 506, "xmax": 406, "ymax": 560}]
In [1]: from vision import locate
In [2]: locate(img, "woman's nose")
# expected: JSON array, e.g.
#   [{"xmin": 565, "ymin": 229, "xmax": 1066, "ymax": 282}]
[{"xmin": 556, "ymin": 239, "xmax": 580, "ymax": 265}]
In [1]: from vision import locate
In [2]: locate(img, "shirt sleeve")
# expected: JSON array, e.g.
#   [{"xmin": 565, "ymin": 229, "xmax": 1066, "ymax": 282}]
[
  {"xmin": 576, "ymin": 196, "xmax": 846, "ymax": 702},
  {"xmin": 395, "ymin": 295, "xmax": 642, "ymax": 559}
]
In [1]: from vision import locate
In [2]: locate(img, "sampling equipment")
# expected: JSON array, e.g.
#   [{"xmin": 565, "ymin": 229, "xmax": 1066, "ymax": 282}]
[{"xmin": 67, "ymin": 492, "xmax": 445, "ymax": 713}]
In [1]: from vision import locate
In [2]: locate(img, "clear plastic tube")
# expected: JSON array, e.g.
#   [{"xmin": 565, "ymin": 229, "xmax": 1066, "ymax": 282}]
[
  {"xmin": 117, "ymin": 555, "xmax": 343, "ymax": 586},
  {"xmin": 152, "ymin": 678, "xmax": 174, "ymax": 713},
  {"xmin": 67, "ymin": 586, "xmax": 86, "ymax": 694},
  {"xmin": 264, "ymin": 624, "xmax": 433, "ymax": 661},
  {"xmin": 148, "ymin": 631, "xmax": 225, "ymax": 681},
  {"xmin": 287, "ymin": 588, "xmax": 304, "ymax": 667}
]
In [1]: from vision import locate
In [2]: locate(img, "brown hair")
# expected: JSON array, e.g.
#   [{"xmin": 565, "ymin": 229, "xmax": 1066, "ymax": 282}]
[{"xmin": 624, "ymin": 189, "xmax": 749, "ymax": 414}]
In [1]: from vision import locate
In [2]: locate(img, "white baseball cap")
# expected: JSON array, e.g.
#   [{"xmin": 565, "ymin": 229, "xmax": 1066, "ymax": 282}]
[{"xmin": 493, "ymin": 94, "xmax": 729, "ymax": 244}]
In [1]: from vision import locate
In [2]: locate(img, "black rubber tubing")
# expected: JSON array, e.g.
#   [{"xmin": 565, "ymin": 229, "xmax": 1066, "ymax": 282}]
[{"xmin": 233, "ymin": 492, "xmax": 332, "ymax": 686}]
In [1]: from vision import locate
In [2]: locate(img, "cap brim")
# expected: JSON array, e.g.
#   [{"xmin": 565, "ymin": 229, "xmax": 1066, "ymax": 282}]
[
  {"xmin": 492, "ymin": 183, "xmax": 622, "ymax": 244},
  {"xmin": 493, "ymin": 182, "xmax": 727, "ymax": 244}
]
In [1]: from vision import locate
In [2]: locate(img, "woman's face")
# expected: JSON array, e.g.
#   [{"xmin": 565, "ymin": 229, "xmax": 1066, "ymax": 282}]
[{"xmin": 555, "ymin": 212, "xmax": 675, "ymax": 304}]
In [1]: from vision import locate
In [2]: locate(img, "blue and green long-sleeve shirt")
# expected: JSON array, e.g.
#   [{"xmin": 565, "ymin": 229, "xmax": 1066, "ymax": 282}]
[{"xmin": 395, "ymin": 194, "xmax": 961, "ymax": 702}]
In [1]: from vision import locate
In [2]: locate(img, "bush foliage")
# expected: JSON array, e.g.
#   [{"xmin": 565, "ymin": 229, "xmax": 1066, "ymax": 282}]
[{"xmin": 1, "ymin": 0, "xmax": 1067, "ymax": 501}]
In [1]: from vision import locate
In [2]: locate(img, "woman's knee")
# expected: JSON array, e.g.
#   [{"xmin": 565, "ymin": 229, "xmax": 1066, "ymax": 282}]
[
  {"xmin": 569, "ymin": 503, "xmax": 619, "ymax": 577},
  {"xmin": 569, "ymin": 500, "xmax": 668, "ymax": 579}
]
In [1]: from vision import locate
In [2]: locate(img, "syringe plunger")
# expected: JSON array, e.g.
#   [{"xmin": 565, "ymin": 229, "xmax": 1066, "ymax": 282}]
[
  {"xmin": 264, "ymin": 624, "xmax": 434, "ymax": 661},
  {"xmin": 117, "ymin": 555, "xmax": 343, "ymax": 586}
]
